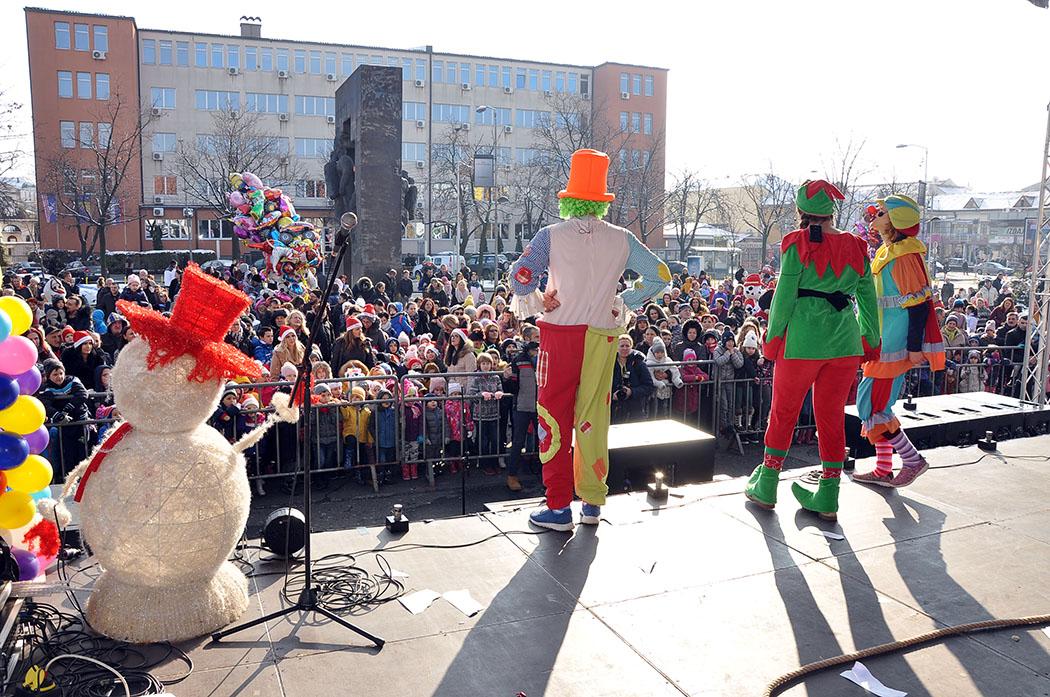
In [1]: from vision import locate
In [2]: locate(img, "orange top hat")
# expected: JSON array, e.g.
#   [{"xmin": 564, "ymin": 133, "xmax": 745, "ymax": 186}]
[
  {"xmin": 558, "ymin": 149, "xmax": 615, "ymax": 202},
  {"xmin": 117, "ymin": 263, "xmax": 262, "ymax": 382}
]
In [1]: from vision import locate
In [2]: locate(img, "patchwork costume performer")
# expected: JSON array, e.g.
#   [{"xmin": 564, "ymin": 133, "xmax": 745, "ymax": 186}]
[
  {"xmin": 853, "ymin": 195, "xmax": 945, "ymax": 487},
  {"xmin": 745, "ymin": 180, "xmax": 881, "ymax": 521},
  {"xmin": 509, "ymin": 149, "xmax": 670, "ymax": 531}
]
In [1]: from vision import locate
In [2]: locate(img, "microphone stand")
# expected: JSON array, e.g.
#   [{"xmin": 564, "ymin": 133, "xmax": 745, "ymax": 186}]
[{"xmin": 212, "ymin": 213, "xmax": 384, "ymax": 649}]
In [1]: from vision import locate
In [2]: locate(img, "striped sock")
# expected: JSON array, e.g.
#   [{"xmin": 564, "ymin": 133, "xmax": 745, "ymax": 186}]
[
  {"xmin": 886, "ymin": 431, "xmax": 924, "ymax": 469},
  {"xmin": 762, "ymin": 453, "xmax": 784, "ymax": 471},
  {"xmin": 822, "ymin": 465, "xmax": 842, "ymax": 479},
  {"xmin": 874, "ymin": 440, "xmax": 894, "ymax": 477}
]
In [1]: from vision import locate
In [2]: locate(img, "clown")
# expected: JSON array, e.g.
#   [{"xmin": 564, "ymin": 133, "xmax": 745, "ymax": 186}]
[
  {"xmin": 744, "ymin": 180, "xmax": 881, "ymax": 521},
  {"xmin": 852, "ymin": 195, "xmax": 944, "ymax": 487},
  {"xmin": 510, "ymin": 149, "xmax": 670, "ymax": 531}
]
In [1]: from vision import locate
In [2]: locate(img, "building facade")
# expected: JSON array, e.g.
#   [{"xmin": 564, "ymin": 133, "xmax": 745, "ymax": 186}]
[{"xmin": 26, "ymin": 9, "xmax": 668, "ymax": 261}]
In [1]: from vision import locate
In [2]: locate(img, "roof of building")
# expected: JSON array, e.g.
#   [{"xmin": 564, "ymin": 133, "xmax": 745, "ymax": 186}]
[{"xmin": 930, "ymin": 190, "xmax": 1040, "ymax": 211}]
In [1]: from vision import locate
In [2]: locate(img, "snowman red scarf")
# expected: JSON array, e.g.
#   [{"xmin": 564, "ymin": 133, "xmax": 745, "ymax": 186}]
[{"xmin": 73, "ymin": 422, "xmax": 134, "ymax": 502}]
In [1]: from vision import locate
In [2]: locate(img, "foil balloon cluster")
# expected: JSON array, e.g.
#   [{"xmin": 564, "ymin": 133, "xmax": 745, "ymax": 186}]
[
  {"xmin": 227, "ymin": 171, "xmax": 321, "ymax": 297},
  {"xmin": 0, "ymin": 297, "xmax": 61, "ymax": 581}
]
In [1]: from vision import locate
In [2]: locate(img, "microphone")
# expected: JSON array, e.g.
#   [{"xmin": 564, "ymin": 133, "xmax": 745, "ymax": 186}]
[{"xmin": 335, "ymin": 212, "xmax": 358, "ymax": 247}]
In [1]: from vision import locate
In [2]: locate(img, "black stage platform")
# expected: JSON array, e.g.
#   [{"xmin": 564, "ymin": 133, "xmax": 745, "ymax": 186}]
[{"xmin": 50, "ymin": 438, "xmax": 1050, "ymax": 696}]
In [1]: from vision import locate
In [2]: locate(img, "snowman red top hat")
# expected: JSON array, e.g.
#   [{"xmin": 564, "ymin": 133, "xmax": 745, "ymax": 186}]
[{"xmin": 117, "ymin": 263, "xmax": 262, "ymax": 382}]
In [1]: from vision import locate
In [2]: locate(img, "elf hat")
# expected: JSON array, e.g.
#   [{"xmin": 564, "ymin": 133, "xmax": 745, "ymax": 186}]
[
  {"xmin": 72, "ymin": 331, "xmax": 93, "ymax": 348},
  {"xmin": 796, "ymin": 179, "xmax": 845, "ymax": 217},
  {"xmin": 558, "ymin": 149, "xmax": 616, "ymax": 202},
  {"xmin": 876, "ymin": 194, "xmax": 921, "ymax": 236}
]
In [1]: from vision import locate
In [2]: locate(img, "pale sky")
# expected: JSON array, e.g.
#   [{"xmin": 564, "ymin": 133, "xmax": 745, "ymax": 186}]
[{"xmin": 3, "ymin": 0, "xmax": 1049, "ymax": 192}]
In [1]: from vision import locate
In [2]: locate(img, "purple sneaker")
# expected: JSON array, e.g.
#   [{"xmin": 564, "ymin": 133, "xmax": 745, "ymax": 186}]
[
  {"xmin": 852, "ymin": 470, "xmax": 895, "ymax": 487},
  {"xmin": 889, "ymin": 461, "xmax": 929, "ymax": 488}
]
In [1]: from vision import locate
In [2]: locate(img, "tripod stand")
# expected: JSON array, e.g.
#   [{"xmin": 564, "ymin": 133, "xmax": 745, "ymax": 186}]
[{"xmin": 212, "ymin": 212, "xmax": 384, "ymax": 649}]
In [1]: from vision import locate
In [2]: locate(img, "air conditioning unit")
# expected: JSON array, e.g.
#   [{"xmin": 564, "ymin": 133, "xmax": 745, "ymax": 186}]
[
  {"xmin": 621, "ymin": 91, "xmax": 630, "ymax": 100},
  {"xmin": 415, "ymin": 160, "xmax": 425, "ymax": 168},
  {"xmin": 415, "ymin": 119, "xmax": 425, "ymax": 128},
  {"xmin": 152, "ymin": 152, "xmax": 163, "ymax": 161},
  {"xmin": 503, "ymin": 125, "xmax": 513, "ymax": 134},
  {"xmin": 503, "ymin": 86, "xmax": 513, "ymax": 95},
  {"xmin": 150, "ymin": 107, "xmax": 162, "ymax": 116},
  {"xmin": 415, "ymin": 201, "xmax": 424, "ymax": 209},
  {"xmin": 277, "ymin": 69, "xmax": 290, "ymax": 79},
  {"xmin": 544, "ymin": 90, "xmax": 553, "ymax": 97},
  {"xmin": 91, "ymin": 49, "xmax": 106, "ymax": 60},
  {"xmin": 229, "ymin": 109, "xmax": 239, "ymax": 118},
  {"xmin": 278, "ymin": 112, "xmax": 289, "ymax": 122},
  {"xmin": 152, "ymin": 196, "xmax": 163, "ymax": 204},
  {"xmin": 582, "ymin": 92, "xmax": 591, "ymax": 100},
  {"xmin": 182, "ymin": 207, "xmax": 194, "ymax": 217},
  {"xmin": 460, "ymin": 122, "xmax": 470, "ymax": 131},
  {"xmin": 501, "ymin": 164, "xmax": 512, "ymax": 171},
  {"xmin": 228, "ymin": 67, "xmax": 240, "ymax": 76},
  {"xmin": 152, "ymin": 207, "xmax": 164, "ymax": 216},
  {"xmin": 461, "ymin": 83, "xmax": 471, "ymax": 91},
  {"xmin": 326, "ymin": 115, "xmax": 336, "ymax": 124},
  {"xmin": 414, "ymin": 79, "xmax": 425, "ymax": 88},
  {"xmin": 326, "ymin": 73, "xmax": 337, "ymax": 81}
]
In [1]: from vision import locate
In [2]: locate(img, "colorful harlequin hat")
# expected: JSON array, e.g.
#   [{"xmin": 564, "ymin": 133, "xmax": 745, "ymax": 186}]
[
  {"xmin": 796, "ymin": 179, "xmax": 845, "ymax": 216},
  {"xmin": 558, "ymin": 149, "xmax": 615, "ymax": 202},
  {"xmin": 877, "ymin": 194, "xmax": 921, "ymax": 236}
]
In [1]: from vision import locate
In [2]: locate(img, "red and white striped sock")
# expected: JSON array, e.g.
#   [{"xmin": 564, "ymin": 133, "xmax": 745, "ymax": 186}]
[
  {"xmin": 886, "ymin": 430, "xmax": 924, "ymax": 469},
  {"xmin": 874, "ymin": 440, "xmax": 894, "ymax": 477}
]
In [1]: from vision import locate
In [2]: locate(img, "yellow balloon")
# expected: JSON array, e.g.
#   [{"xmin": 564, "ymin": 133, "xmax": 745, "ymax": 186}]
[
  {"xmin": 0, "ymin": 396, "xmax": 45, "ymax": 436},
  {"xmin": 5, "ymin": 455, "xmax": 51, "ymax": 493},
  {"xmin": 0, "ymin": 297, "xmax": 32, "ymax": 336},
  {"xmin": 0, "ymin": 491, "xmax": 34, "ymax": 530}
]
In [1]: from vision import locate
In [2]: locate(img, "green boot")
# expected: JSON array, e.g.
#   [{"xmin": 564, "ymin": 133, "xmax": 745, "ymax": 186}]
[
  {"xmin": 744, "ymin": 464, "xmax": 779, "ymax": 509},
  {"xmin": 791, "ymin": 473, "xmax": 841, "ymax": 521}
]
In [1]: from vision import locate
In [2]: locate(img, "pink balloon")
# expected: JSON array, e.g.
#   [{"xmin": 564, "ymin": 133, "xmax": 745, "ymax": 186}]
[{"xmin": 0, "ymin": 337, "xmax": 35, "ymax": 376}]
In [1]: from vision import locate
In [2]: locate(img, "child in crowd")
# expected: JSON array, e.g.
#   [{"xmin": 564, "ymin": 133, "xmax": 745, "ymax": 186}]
[
  {"xmin": 504, "ymin": 340, "xmax": 538, "ymax": 492},
  {"xmin": 423, "ymin": 391, "xmax": 445, "ymax": 472},
  {"xmin": 735, "ymin": 333, "xmax": 765, "ymax": 443},
  {"xmin": 401, "ymin": 381, "xmax": 423, "ymax": 480},
  {"xmin": 210, "ymin": 388, "xmax": 244, "ymax": 444},
  {"xmin": 252, "ymin": 326, "xmax": 275, "ymax": 365},
  {"xmin": 646, "ymin": 337, "xmax": 683, "ymax": 415},
  {"xmin": 312, "ymin": 383, "xmax": 341, "ymax": 474},
  {"xmin": 469, "ymin": 352, "xmax": 504, "ymax": 476},
  {"xmin": 373, "ymin": 387, "xmax": 398, "ymax": 484},
  {"xmin": 444, "ymin": 382, "xmax": 472, "ymax": 474},
  {"xmin": 713, "ymin": 331, "xmax": 744, "ymax": 437},
  {"xmin": 957, "ymin": 349, "xmax": 985, "ymax": 393},
  {"xmin": 341, "ymin": 385, "xmax": 373, "ymax": 485}
]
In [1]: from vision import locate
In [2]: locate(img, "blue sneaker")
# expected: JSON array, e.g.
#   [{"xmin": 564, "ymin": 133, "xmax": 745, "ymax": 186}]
[
  {"xmin": 529, "ymin": 506, "xmax": 573, "ymax": 532},
  {"xmin": 580, "ymin": 503, "xmax": 601, "ymax": 525}
]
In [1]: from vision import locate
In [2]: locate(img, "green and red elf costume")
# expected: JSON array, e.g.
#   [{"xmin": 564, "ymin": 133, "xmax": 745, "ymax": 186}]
[{"xmin": 744, "ymin": 180, "xmax": 881, "ymax": 520}]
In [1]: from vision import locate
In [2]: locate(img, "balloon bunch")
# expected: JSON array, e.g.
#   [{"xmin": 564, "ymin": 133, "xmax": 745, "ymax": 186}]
[
  {"xmin": 0, "ymin": 297, "xmax": 60, "ymax": 580},
  {"xmin": 227, "ymin": 171, "xmax": 321, "ymax": 298}
]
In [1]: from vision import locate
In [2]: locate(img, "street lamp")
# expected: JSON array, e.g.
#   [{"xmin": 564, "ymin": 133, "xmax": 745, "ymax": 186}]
[
  {"xmin": 451, "ymin": 124, "xmax": 466, "ymax": 269},
  {"xmin": 475, "ymin": 104, "xmax": 504, "ymax": 261},
  {"xmin": 896, "ymin": 142, "xmax": 930, "ymax": 217}
]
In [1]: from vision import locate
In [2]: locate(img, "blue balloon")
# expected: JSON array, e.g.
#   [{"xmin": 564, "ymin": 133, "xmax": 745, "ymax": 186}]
[
  {"xmin": 0, "ymin": 311, "xmax": 10, "ymax": 344},
  {"xmin": 0, "ymin": 431, "xmax": 29, "ymax": 470},
  {"xmin": 30, "ymin": 488, "xmax": 50, "ymax": 502},
  {"xmin": 0, "ymin": 376, "xmax": 19, "ymax": 411}
]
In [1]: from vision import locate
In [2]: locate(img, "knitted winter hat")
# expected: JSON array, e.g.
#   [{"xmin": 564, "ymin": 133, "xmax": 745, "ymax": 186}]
[
  {"xmin": 127, "ymin": 274, "xmax": 141, "ymax": 285},
  {"xmin": 448, "ymin": 382, "xmax": 463, "ymax": 395},
  {"xmin": 313, "ymin": 383, "xmax": 332, "ymax": 395},
  {"xmin": 651, "ymin": 337, "xmax": 666, "ymax": 354},
  {"xmin": 742, "ymin": 333, "xmax": 759, "ymax": 349},
  {"xmin": 280, "ymin": 361, "xmax": 298, "ymax": 380},
  {"xmin": 351, "ymin": 385, "xmax": 366, "ymax": 400},
  {"xmin": 451, "ymin": 328, "xmax": 472, "ymax": 347},
  {"xmin": 72, "ymin": 331, "xmax": 93, "ymax": 348},
  {"xmin": 222, "ymin": 387, "xmax": 238, "ymax": 401},
  {"xmin": 701, "ymin": 329, "xmax": 720, "ymax": 343},
  {"xmin": 398, "ymin": 331, "xmax": 410, "ymax": 346},
  {"xmin": 968, "ymin": 350, "xmax": 981, "ymax": 361},
  {"xmin": 476, "ymin": 352, "xmax": 494, "ymax": 367},
  {"xmin": 429, "ymin": 376, "xmax": 446, "ymax": 392},
  {"xmin": 241, "ymin": 394, "xmax": 260, "ymax": 410},
  {"xmin": 405, "ymin": 356, "xmax": 423, "ymax": 371},
  {"xmin": 945, "ymin": 314, "xmax": 961, "ymax": 326},
  {"xmin": 683, "ymin": 348, "xmax": 697, "ymax": 361}
]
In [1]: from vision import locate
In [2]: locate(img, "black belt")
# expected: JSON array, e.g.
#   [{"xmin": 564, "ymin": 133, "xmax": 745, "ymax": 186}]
[{"xmin": 797, "ymin": 288, "xmax": 853, "ymax": 311}]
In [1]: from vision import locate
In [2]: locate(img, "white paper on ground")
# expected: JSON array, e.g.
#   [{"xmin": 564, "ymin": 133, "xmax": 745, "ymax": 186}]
[
  {"xmin": 840, "ymin": 661, "xmax": 907, "ymax": 697},
  {"xmin": 804, "ymin": 527, "xmax": 846, "ymax": 541},
  {"xmin": 1042, "ymin": 627, "xmax": 1050, "ymax": 640},
  {"xmin": 387, "ymin": 569, "xmax": 410, "ymax": 579},
  {"xmin": 399, "ymin": 589, "xmax": 440, "ymax": 614},
  {"xmin": 442, "ymin": 590, "xmax": 484, "ymax": 617}
]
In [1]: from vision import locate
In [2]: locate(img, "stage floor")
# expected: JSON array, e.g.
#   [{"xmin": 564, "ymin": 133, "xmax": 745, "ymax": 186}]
[{"xmin": 58, "ymin": 438, "xmax": 1050, "ymax": 696}]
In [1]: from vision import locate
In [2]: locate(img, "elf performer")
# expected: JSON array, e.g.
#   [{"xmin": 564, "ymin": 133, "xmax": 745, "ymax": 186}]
[
  {"xmin": 852, "ymin": 195, "xmax": 945, "ymax": 487},
  {"xmin": 509, "ymin": 148, "xmax": 671, "ymax": 531},
  {"xmin": 744, "ymin": 180, "xmax": 881, "ymax": 521}
]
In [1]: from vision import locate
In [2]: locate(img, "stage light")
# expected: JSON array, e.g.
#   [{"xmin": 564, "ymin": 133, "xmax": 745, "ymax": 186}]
[
  {"xmin": 385, "ymin": 503, "xmax": 409, "ymax": 534},
  {"xmin": 261, "ymin": 507, "xmax": 306, "ymax": 558},
  {"xmin": 977, "ymin": 430, "xmax": 998, "ymax": 453},
  {"xmin": 647, "ymin": 471, "xmax": 669, "ymax": 503}
]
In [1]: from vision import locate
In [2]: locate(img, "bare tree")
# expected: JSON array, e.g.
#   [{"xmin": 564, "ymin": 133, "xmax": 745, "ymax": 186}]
[
  {"xmin": 721, "ymin": 170, "xmax": 796, "ymax": 263},
  {"xmin": 428, "ymin": 125, "xmax": 484, "ymax": 256},
  {"xmin": 172, "ymin": 109, "xmax": 301, "ymax": 260},
  {"xmin": 0, "ymin": 88, "xmax": 25, "ymax": 215},
  {"xmin": 820, "ymin": 137, "xmax": 872, "ymax": 228},
  {"xmin": 42, "ymin": 91, "xmax": 156, "ymax": 274},
  {"xmin": 666, "ymin": 169, "xmax": 722, "ymax": 260},
  {"xmin": 508, "ymin": 157, "xmax": 556, "ymax": 251}
]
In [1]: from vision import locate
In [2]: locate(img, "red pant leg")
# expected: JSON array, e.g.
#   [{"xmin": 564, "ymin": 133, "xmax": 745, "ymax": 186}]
[
  {"xmin": 812, "ymin": 356, "xmax": 860, "ymax": 464},
  {"xmin": 536, "ymin": 322, "xmax": 587, "ymax": 509},
  {"xmin": 764, "ymin": 358, "xmax": 821, "ymax": 454}
]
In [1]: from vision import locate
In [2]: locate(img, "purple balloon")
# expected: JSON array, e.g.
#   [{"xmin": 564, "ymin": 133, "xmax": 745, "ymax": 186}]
[
  {"xmin": 23, "ymin": 426, "xmax": 49, "ymax": 455},
  {"xmin": 11, "ymin": 548, "xmax": 38, "ymax": 581},
  {"xmin": 12, "ymin": 367, "xmax": 40, "ymax": 396}
]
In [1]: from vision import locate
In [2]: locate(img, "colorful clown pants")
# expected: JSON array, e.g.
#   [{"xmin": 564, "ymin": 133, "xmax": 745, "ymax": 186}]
[
  {"xmin": 764, "ymin": 356, "xmax": 859, "ymax": 467},
  {"xmin": 535, "ymin": 321, "xmax": 619, "ymax": 510},
  {"xmin": 855, "ymin": 374, "xmax": 906, "ymax": 443}
]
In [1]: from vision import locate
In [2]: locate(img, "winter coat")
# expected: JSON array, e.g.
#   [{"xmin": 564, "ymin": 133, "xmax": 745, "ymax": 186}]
[
  {"xmin": 469, "ymin": 371, "xmax": 503, "ymax": 421},
  {"xmin": 332, "ymin": 337, "xmax": 375, "ymax": 375},
  {"xmin": 446, "ymin": 349, "xmax": 477, "ymax": 392},
  {"xmin": 39, "ymin": 376, "xmax": 91, "ymax": 424},
  {"xmin": 713, "ymin": 344, "xmax": 745, "ymax": 382},
  {"xmin": 100, "ymin": 331, "xmax": 127, "ymax": 362},
  {"xmin": 209, "ymin": 404, "xmax": 244, "ymax": 443},
  {"xmin": 340, "ymin": 404, "xmax": 373, "ymax": 443},
  {"xmin": 118, "ymin": 286, "xmax": 151, "ymax": 308},
  {"xmin": 314, "ymin": 404, "xmax": 341, "ymax": 444},
  {"xmin": 645, "ymin": 345, "xmax": 683, "ymax": 401},
  {"xmin": 612, "ymin": 350, "xmax": 655, "ymax": 403},
  {"xmin": 507, "ymin": 354, "xmax": 537, "ymax": 413},
  {"xmin": 444, "ymin": 397, "xmax": 473, "ymax": 442},
  {"xmin": 397, "ymin": 278, "xmax": 414, "ymax": 300},
  {"xmin": 60, "ymin": 346, "xmax": 110, "ymax": 390},
  {"xmin": 673, "ymin": 319, "xmax": 704, "ymax": 360},
  {"xmin": 404, "ymin": 402, "xmax": 424, "ymax": 443},
  {"xmin": 957, "ymin": 362, "xmax": 984, "ymax": 393},
  {"xmin": 388, "ymin": 309, "xmax": 414, "ymax": 340},
  {"xmin": 424, "ymin": 403, "xmax": 444, "ymax": 445},
  {"xmin": 251, "ymin": 338, "xmax": 274, "ymax": 365},
  {"xmin": 373, "ymin": 403, "xmax": 397, "ymax": 449},
  {"xmin": 942, "ymin": 325, "xmax": 968, "ymax": 348},
  {"xmin": 672, "ymin": 361, "xmax": 709, "ymax": 415}
]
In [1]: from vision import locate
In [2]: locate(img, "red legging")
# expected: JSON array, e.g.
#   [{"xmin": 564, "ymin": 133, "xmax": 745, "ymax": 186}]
[{"xmin": 764, "ymin": 356, "xmax": 859, "ymax": 464}]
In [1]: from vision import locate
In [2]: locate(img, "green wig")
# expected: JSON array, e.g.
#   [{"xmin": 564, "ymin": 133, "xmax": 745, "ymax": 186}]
[{"xmin": 559, "ymin": 197, "xmax": 610, "ymax": 220}]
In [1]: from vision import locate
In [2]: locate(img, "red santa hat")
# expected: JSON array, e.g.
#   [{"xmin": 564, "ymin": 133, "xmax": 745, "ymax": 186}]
[
  {"xmin": 744, "ymin": 273, "xmax": 763, "ymax": 287},
  {"xmin": 72, "ymin": 331, "xmax": 93, "ymax": 348},
  {"xmin": 279, "ymin": 326, "xmax": 297, "ymax": 342},
  {"xmin": 358, "ymin": 304, "xmax": 377, "ymax": 321},
  {"xmin": 346, "ymin": 315, "xmax": 362, "ymax": 332}
]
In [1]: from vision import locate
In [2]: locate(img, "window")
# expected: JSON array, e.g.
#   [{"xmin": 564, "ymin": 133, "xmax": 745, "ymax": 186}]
[
  {"xmin": 95, "ymin": 73, "xmax": 109, "ymax": 100},
  {"xmin": 294, "ymin": 95, "xmax": 334, "ymax": 116},
  {"xmin": 76, "ymin": 72, "xmax": 92, "ymax": 99},
  {"xmin": 325, "ymin": 52, "xmax": 337, "ymax": 75},
  {"xmin": 528, "ymin": 69, "xmax": 538, "ymax": 90},
  {"xmin": 515, "ymin": 68, "xmax": 526, "ymax": 89},
  {"xmin": 496, "ymin": 146, "xmax": 511, "ymax": 165},
  {"xmin": 556, "ymin": 112, "xmax": 580, "ymax": 130},
  {"xmin": 152, "ymin": 132, "xmax": 177, "ymax": 152},
  {"xmin": 580, "ymin": 73, "xmax": 589, "ymax": 95},
  {"xmin": 142, "ymin": 39, "xmax": 156, "ymax": 64},
  {"xmin": 151, "ymin": 87, "xmax": 176, "ymax": 109},
  {"xmin": 92, "ymin": 25, "xmax": 108, "ymax": 52},
  {"xmin": 55, "ymin": 22, "xmax": 70, "ymax": 50},
  {"xmin": 631, "ymin": 112, "xmax": 641, "ymax": 133},
  {"xmin": 210, "ymin": 43, "xmax": 224, "ymax": 68},
  {"xmin": 159, "ymin": 40, "xmax": 172, "ymax": 65},
  {"xmin": 403, "ymin": 101, "xmax": 426, "ymax": 121},
  {"xmin": 502, "ymin": 66, "xmax": 511, "ymax": 88},
  {"xmin": 195, "ymin": 42, "xmax": 207, "ymax": 67},
  {"xmin": 276, "ymin": 49, "xmax": 289, "ymax": 72},
  {"xmin": 555, "ymin": 71, "xmax": 565, "ymax": 92},
  {"xmin": 195, "ymin": 90, "xmax": 239, "ymax": 111},
  {"xmin": 568, "ymin": 72, "xmax": 578, "ymax": 93},
  {"xmin": 618, "ymin": 149, "xmax": 627, "ymax": 171},
  {"xmin": 515, "ymin": 109, "xmax": 550, "ymax": 128},
  {"xmin": 460, "ymin": 63, "xmax": 470, "ymax": 84},
  {"xmin": 445, "ymin": 62, "xmax": 456, "ymax": 84},
  {"xmin": 416, "ymin": 59, "xmax": 426, "ymax": 81},
  {"xmin": 516, "ymin": 148, "xmax": 540, "ymax": 165},
  {"xmin": 402, "ymin": 142, "xmax": 426, "ymax": 162},
  {"xmin": 60, "ymin": 121, "xmax": 75, "ymax": 148},
  {"xmin": 542, "ymin": 70, "xmax": 551, "ymax": 92},
  {"xmin": 620, "ymin": 73, "xmax": 629, "ymax": 93},
  {"xmin": 432, "ymin": 61, "xmax": 444, "ymax": 83},
  {"xmin": 97, "ymin": 123, "xmax": 111, "ymax": 147},
  {"xmin": 296, "ymin": 180, "xmax": 326, "ymax": 198},
  {"xmin": 198, "ymin": 219, "xmax": 231, "ymax": 240},
  {"xmin": 80, "ymin": 170, "xmax": 96, "ymax": 195},
  {"xmin": 261, "ymin": 48, "xmax": 273, "ymax": 71},
  {"xmin": 176, "ymin": 41, "xmax": 189, "ymax": 66},
  {"xmin": 357, "ymin": 53, "xmax": 369, "ymax": 68},
  {"xmin": 400, "ymin": 58, "xmax": 412, "ymax": 81},
  {"xmin": 294, "ymin": 50, "xmax": 306, "ymax": 73},
  {"xmin": 309, "ymin": 50, "xmax": 321, "ymax": 74},
  {"xmin": 227, "ymin": 45, "xmax": 239, "ymax": 70},
  {"xmin": 644, "ymin": 75, "xmax": 654, "ymax": 96},
  {"xmin": 74, "ymin": 23, "xmax": 89, "ymax": 51},
  {"xmin": 78, "ymin": 122, "xmax": 93, "ymax": 148},
  {"xmin": 643, "ymin": 113, "xmax": 653, "ymax": 135},
  {"xmin": 475, "ymin": 63, "xmax": 485, "ymax": 86},
  {"xmin": 145, "ymin": 218, "xmax": 190, "ymax": 240},
  {"xmin": 631, "ymin": 150, "xmax": 641, "ymax": 169},
  {"xmin": 620, "ymin": 112, "xmax": 628, "ymax": 131},
  {"xmin": 246, "ymin": 92, "xmax": 288, "ymax": 113},
  {"xmin": 244, "ymin": 46, "xmax": 257, "ymax": 70},
  {"xmin": 432, "ymin": 103, "xmax": 470, "ymax": 123},
  {"xmin": 57, "ymin": 71, "xmax": 73, "ymax": 98},
  {"xmin": 295, "ymin": 138, "xmax": 330, "ymax": 158},
  {"xmin": 476, "ymin": 107, "xmax": 511, "ymax": 126},
  {"xmin": 154, "ymin": 175, "xmax": 177, "ymax": 195},
  {"xmin": 632, "ymin": 74, "xmax": 642, "ymax": 95}
]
